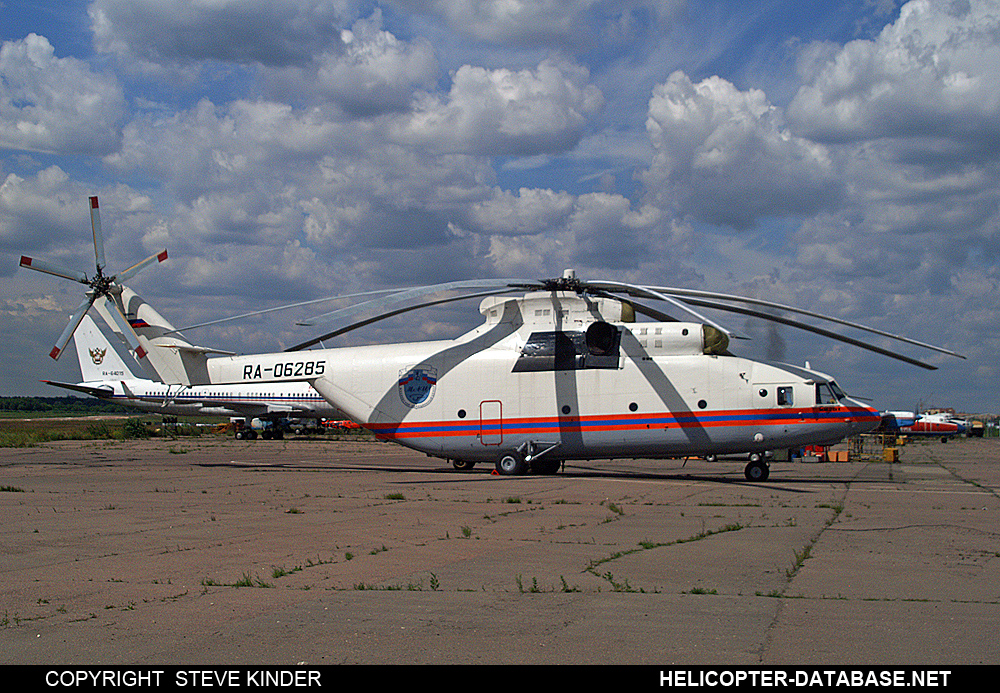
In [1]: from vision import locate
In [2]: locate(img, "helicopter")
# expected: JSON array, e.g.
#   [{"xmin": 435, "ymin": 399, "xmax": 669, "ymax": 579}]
[{"xmin": 19, "ymin": 198, "xmax": 965, "ymax": 481}]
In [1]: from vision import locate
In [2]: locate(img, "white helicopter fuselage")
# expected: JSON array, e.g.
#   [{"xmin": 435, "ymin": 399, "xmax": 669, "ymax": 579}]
[{"xmin": 202, "ymin": 291, "xmax": 880, "ymax": 465}]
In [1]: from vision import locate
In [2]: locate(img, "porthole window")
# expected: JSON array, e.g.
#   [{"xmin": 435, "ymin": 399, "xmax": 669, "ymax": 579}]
[
  {"xmin": 698, "ymin": 400, "xmax": 707, "ymax": 409},
  {"xmin": 561, "ymin": 405, "xmax": 571, "ymax": 415},
  {"xmin": 457, "ymin": 409, "xmax": 466, "ymax": 419},
  {"xmin": 629, "ymin": 402, "xmax": 638, "ymax": 412},
  {"xmin": 758, "ymin": 389, "xmax": 768, "ymax": 398}
]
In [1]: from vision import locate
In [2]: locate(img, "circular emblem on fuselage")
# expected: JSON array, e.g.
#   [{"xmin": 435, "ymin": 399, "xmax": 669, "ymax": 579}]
[{"xmin": 398, "ymin": 366, "xmax": 437, "ymax": 408}]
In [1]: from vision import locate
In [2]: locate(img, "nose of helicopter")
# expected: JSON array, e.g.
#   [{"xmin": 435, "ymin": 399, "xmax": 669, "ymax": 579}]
[{"xmin": 844, "ymin": 399, "xmax": 882, "ymax": 436}]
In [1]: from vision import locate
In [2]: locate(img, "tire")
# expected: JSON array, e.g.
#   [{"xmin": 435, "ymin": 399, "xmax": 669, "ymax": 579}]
[
  {"xmin": 452, "ymin": 459, "xmax": 476, "ymax": 471},
  {"xmin": 745, "ymin": 459, "xmax": 769, "ymax": 482},
  {"xmin": 531, "ymin": 459, "xmax": 561, "ymax": 475},
  {"xmin": 496, "ymin": 452, "xmax": 527, "ymax": 476}
]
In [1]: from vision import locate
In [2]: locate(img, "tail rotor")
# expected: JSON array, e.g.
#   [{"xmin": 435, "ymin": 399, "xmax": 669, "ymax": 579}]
[{"xmin": 18, "ymin": 196, "xmax": 167, "ymax": 360}]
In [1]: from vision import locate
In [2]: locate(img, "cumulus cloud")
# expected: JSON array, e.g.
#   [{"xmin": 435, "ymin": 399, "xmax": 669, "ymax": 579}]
[
  {"xmin": 641, "ymin": 71, "xmax": 842, "ymax": 229},
  {"xmin": 392, "ymin": 58, "xmax": 604, "ymax": 156},
  {"xmin": 89, "ymin": 0, "xmax": 350, "ymax": 68},
  {"xmin": 789, "ymin": 0, "xmax": 1000, "ymax": 151},
  {"xmin": 0, "ymin": 34, "xmax": 125, "ymax": 155},
  {"xmin": 783, "ymin": 0, "xmax": 1000, "ymax": 266},
  {"xmin": 467, "ymin": 187, "xmax": 576, "ymax": 236},
  {"xmin": 263, "ymin": 10, "xmax": 438, "ymax": 116},
  {"xmin": 0, "ymin": 167, "xmax": 82, "ymax": 255},
  {"xmin": 404, "ymin": 0, "xmax": 684, "ymax": 49},
  {"xmin": 106, "ymin": 99, "xmax": 351, "ymax": 202},
  {"xmin": 476, "ymin": 189, "xmax": 665, "ymax": 277}
]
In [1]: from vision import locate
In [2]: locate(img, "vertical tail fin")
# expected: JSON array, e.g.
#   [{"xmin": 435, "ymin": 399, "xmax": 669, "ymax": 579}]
[
  {"xmin": 94, "ymin": 287, "xmax": 224, "ymax": 386},
  {"xmin": 73, "ymin": 315, "xmax": 138, "ymax": 382}
]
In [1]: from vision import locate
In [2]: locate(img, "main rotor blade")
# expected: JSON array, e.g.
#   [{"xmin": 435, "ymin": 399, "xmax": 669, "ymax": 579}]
[
  {"xmin": 19, "ymin": 256, "xmax": 88, "ymax": 284},
  {"xmin": 583, "ymin": 280, "xmax": 747, "ymax": 339},
  {"xmin": 642, "ymin": 284, "xmax": 965, "ymax": 360},
  {"xmin": 116, "ymin": 249, "xmax": 168, "ymax": 283},
  {"xmin": 289, "ymin": 287, "xmax": 524, "ymax": 351},
  {"xmin": 50, "ymin": 295, "xmax": 96, "ymax": 360},
  {"xmin": 90, "ymin": 196, "xmax": 106, "ymax": 272},
  {"xmin": 298, "ymin": 278, "xmax": 541, "ymax": 328},
  {"xmin": 677, "ymin": 295, "xmax": 938, "ymax": 370},
  {"xmin": 164, "ymin": 288, "xmax": 401, "ymax": 335}
]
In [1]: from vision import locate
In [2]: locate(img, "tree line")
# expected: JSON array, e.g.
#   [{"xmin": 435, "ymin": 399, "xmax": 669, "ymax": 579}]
[{"xmin": 0, "ymin": 396, "xmax": 130, "ymax": 414}]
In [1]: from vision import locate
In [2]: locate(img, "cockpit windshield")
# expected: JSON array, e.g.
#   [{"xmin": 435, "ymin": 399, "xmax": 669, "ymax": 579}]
[{"xmin": 815, "ymin": 382, "xmax": 845, "ymax": 405}]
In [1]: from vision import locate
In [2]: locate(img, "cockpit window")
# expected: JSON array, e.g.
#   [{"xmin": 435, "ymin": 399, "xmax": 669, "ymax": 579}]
[{"xmin": 815, "ymin": 383, "xmax": 841, "ymax": 405}]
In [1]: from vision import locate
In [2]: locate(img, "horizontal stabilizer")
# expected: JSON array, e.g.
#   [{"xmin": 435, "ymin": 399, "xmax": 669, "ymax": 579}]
[
  {"xmin": 42, "ymin": 380, "xmax": 114, "ymax": 398},
  {"xmin": 157, "ymin": 344, "xmax": 237, "ymax": 356}
]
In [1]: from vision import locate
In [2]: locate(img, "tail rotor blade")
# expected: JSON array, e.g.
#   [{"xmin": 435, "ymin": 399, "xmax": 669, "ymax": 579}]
[
  {"xmin": 117, "ymin": 250, "xmax": 168, "ymax": 282},
  {"xmin": 90, "ymin": 196, "xmax": 106, "ymax": 272},
  {"xmin": 19, "ymin": 256, "xmax": 89, "ymax": 284},
  {"xmin": 50, "ymin": 295, "xmax": 96, "ymax": 360},
  {"xmin": 100, "ymin": 297, "xmax": 148, "ymax": 360}
]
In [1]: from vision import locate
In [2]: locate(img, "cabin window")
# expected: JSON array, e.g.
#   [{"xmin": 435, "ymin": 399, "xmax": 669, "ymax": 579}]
[
  {"xmin": 513, "ymin": 323, "xmax": 621, "ymax": 372},
  {"xmin": 777, "ymin": 386, "xmax": 794, "ymax": 406}
]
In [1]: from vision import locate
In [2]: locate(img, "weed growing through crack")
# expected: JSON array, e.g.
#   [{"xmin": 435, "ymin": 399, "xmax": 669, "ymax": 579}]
[{"xmin": 202, "ymin": 571, "xmax": 273, "ymax": 589}]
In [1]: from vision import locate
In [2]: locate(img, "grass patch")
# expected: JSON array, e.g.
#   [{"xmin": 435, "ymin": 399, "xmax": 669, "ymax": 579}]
[{"xmin": 202, "ymin": 571, "xmax": 273, "ymax": 589}]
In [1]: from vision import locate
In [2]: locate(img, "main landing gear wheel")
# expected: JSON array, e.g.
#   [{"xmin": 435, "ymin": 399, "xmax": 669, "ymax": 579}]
[
  {"xmin": 530, "ymin": 459, "xmax": 561, "ymax": 475},
  {"xmin": 496, "ymin": 452, "xmax": 528, "ymax": 476},
  {"xmin": 452, "ymin": 459, "xmax": 476, "ymax": 471},
  {"xmin": 744, "ymin": 458, "xmax": 769, "ymax": 482}
]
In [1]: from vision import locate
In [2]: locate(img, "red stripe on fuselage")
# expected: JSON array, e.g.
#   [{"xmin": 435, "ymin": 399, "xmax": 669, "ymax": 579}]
[{"xmin": 365, "ymin": 407, "xmax": 878, "ymax": 440}]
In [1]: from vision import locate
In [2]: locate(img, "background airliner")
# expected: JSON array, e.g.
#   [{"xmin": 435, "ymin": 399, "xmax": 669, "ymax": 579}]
[{"xmin": 43, "ymin": 315, "xmax": 344, "ymax": 437}]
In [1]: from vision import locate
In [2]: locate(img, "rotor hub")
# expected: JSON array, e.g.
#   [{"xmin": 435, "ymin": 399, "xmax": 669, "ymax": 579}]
[{"xmin": 91, "ymin": 271, "xmax": 115, "ymax": 298}]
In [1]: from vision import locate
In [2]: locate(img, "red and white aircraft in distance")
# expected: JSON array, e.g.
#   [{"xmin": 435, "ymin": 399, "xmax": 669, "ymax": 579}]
[
  {"xmin": 19, "ymin": 197, "xmax": 966, "ymax": 481},
  {"xmin": 880, "ymin": 410, "xmax": 967, "ymax": 440}
]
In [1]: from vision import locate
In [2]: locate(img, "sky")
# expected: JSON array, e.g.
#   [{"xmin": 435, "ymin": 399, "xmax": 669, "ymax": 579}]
[{"xmin": 1, "ymin": 0, "xmax": 997, "ymax": 414}]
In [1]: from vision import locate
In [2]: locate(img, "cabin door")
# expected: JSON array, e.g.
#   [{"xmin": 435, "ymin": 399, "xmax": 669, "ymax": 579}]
[{"xmin": 480, "ymin": 400, "xmax": 502, "ymax": 446}]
